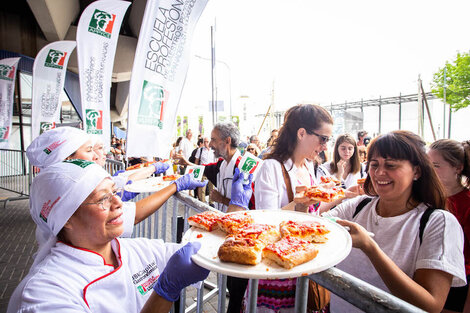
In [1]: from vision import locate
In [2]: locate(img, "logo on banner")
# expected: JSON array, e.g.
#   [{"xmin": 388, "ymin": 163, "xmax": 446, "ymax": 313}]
[
  {"xmin": 39, "ymin": 122, "xmax": 56, "ymax": 134},
  {"xmin": 0, "ymin": 65, "xmax": 15, "ymax": 81},
  {"xmin": 0, "ymin": 126, "xmax": 9, "ymax": 142},
  {"xmin": 85, "ymin": 109, "xmax": 103, "ymax": 134},
  {"xmin": 137, "ymin": 80, "xmax": 169, "ymax": 129},
  {"xmin": 44, "ymin": 49, "xmax": 67, "ymax": 69},
  {"xmin": 241, "ymin": 157, "xmax": 259, "ymax": 174},
  {"xmin": 88, "ymin": 9, "xmax": 116, "ymax": 38}
]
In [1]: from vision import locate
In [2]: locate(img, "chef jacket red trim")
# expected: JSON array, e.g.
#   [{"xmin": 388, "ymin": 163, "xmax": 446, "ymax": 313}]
[
  {"xmin": 59, "ymin": 240, "xmax": 115, "ymax": 267},
  {"xmin": 80, "ymin": 239, "xmax": 123, "ymax": 308}
]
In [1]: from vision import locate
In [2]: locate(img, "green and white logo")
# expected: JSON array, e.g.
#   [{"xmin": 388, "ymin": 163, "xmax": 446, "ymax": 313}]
[
  {"xmin": 0, "ymin": 126, "xmax": 9, "ymax": 142},
  {"xmin": 85, "ymin": 109, "xmax": 103, "ymax": 134},
  {"xmin": 241, "ymin": 157, "xmax": 258, "ymax": 174},
  {"xmin": 40, "ymin": 122, "xmax": 55, "ymax": 134},
  {"xmin": 137, "ymin": 80, "xmax": 168, "ymax": 129},
  {"xmin": 44, "ymin": 49, "xmax": 66, "ymax": 69},
  {"xmin": 0, "ymin": 64, "xmax": 15, "ymax": 81},
  {"xmin": 64, "ymin": 159, "xmax": 94, "ymax": 168},
  {"xmin": 88, "ymin": 9, "xmax": 116, "ymax": 38}
]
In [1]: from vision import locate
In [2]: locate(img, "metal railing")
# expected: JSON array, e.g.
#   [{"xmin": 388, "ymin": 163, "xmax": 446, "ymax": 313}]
[
  {"xmin": 104, "ymin": 159, "xmax": 125, "ymax": 176},
  {"xmin": 0, "ymin": 149, "xmax": 31, "ymax": 206},
  {"xmin": 131, "ymin": 191, "xmax": 425, "ymax": 313}
]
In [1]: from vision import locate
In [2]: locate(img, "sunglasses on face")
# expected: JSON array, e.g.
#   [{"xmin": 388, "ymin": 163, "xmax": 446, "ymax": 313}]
[{"xmin": 307, "ymin": 130, "xmax": 332, "ymax": 145}]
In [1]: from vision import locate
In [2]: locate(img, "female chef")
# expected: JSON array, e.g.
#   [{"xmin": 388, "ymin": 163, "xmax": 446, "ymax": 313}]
[
  {"xmin": 7, "ymin": 160, "xmax": 209, "ymax": 313},
  {"xmin": 26, "ymin": 127, "xmax": 199, "ymax": 243}
]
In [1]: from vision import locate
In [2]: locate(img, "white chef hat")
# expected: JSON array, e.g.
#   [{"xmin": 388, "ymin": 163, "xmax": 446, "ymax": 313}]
[
  {"xmin": 26, "ymin": 127, "xmax": 90, "ymax": 169},
  {"xmin": 30, "ymin": 160, "xmax": 110, "ymax": 238}
]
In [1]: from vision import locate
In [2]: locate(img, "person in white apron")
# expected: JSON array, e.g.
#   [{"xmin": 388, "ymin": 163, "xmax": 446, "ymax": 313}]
[{"xmin": 7, "ymin": 160, "xmax": 209, "ymax": 313}]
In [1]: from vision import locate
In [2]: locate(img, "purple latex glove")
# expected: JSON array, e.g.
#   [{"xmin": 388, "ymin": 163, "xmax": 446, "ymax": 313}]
[
  {"xmin": 112, "ymin": 170, "xmax": 125, "ymax": 177},
  {"xmin": 229, "ymin": 168, "xmax": 253, "ymax": 209},
  {"xmin": 153, "ymin": 242, "xmax": 209, "ymax": 301},
  {"xmin": 119, "ymin": 180, "xmax": 139, "ymax": 201},
  {"xmin": 173, "ymin": 174, "xmax": 207, "ymax": 192},
  {"xmin": 152, "ymin": 162, "xmax": 170, "ymax": 175}
]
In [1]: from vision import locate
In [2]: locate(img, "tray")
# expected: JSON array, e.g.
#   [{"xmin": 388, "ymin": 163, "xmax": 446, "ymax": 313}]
[
  {"xmin": 182, "ymin": 210, "xmax": 351, "ymax": 279},
  {"xmin": 124, "ymin": 177, "xmax": 171, "ymax": 193}
]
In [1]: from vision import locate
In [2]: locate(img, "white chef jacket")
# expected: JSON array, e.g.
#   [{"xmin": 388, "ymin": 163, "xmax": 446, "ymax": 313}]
[
  {"xmin": 254, "ymin": 158, "xmax": 328, "ymax": 211},
  {"xmin": 215, "ymin": 149, "xmax": 241, "ymax": 212},
  {"xmin": 8, "ymin": 238, "xmax": 181, "ymax": 313}
]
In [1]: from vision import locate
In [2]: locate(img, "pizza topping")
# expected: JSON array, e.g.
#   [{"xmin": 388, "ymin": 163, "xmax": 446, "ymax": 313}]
[
  {"xmin": 265, "ymin": 237, "xmax": 311, "ymax": 256},
  {"xmin": 283, "ymin": 220, "xmax": 330, "ymax": 235},
  {"xmin": 197, "ymin": 234, "xmax": 203, "ymax": 238},
  {"xmin": 237, "ymin": 224, "xmax": 276, "ymax": 237}
]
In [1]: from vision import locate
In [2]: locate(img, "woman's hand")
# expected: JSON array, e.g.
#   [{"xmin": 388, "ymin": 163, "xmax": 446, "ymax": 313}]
[
  {"xmin": 336, "ymin": 219, "xmax": 375, "ymax": 252},
  {"xmin": 336, "ymin": 159, "xmax": 347, "ymax": 178},
  {"xmin": 173, "ymin": 152, "xmax": 190, "ymax": 166},
  {"xmin": 293, "ymin": 185, "xmax": 319, "ymax": 211},
  {"xmin": 344, "ymin": 185, "xmax": 361, "ymax": 199}
]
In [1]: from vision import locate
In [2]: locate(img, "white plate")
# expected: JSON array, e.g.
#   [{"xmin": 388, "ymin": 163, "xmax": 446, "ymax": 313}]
[
  {"xmin": 182, "ymin": 210, "xmax": 352, "ymax": 279},
  {"xmin": 124, "ymin": 177, "xmax": 171, "ymax": 193}
]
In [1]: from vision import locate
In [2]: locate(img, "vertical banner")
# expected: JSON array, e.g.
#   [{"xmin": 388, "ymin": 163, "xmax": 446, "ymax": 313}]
[
  {"xmin": 176, "ymin": 115, "xmax": 181, "ymax": 137},
  {"xmin": 198, "ymin": 115, "xmax": 203, "ymax": 135},
  {"xmin": 0, "ymin": 57, "xmax": 20, "ymax": 148},
  {"xmin": 126, "ymin": 0, "xmax": 208, "ymax": 158},
  {"xmin": 76, "ymin": 0, "xmax": 130, "ymax": 150},
  {"xmin": 32, "ymin": 41, "xmax": 76, "ymax": 139}
]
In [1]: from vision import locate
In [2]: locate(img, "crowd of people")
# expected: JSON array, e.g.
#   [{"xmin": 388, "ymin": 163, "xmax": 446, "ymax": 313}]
[{"xmin": 7, "ymin": 103, "xmax": 470, "ymax": 313}]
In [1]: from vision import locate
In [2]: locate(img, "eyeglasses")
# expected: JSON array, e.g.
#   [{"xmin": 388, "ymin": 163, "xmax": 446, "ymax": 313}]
[
  {"xmin": 308, "ymin": 130, "xmax": 332, "ymax": 145},
  {"xmin": 82, "ymin": 189, "xmax": 122, "ymax": 211},
  {"xmin": 247, "ymin": 148, "xmax": 255, "ymax": 151}
]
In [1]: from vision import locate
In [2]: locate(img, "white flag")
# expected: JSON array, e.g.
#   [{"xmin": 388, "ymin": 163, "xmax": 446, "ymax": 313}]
[
  {"xmin": 126, "ymin": 0, "xmax": 208, "ymax": 158},
  {"xmin": 76, "ymin": 0, "xmax": 130, "ymax": 150},
  {"xmin": 0, "ymin": 57, "xmax": 20, "ymax": 149},
  {"xmin": 32, "ymin": 41, "xmax": 76, "ymax": 139}
]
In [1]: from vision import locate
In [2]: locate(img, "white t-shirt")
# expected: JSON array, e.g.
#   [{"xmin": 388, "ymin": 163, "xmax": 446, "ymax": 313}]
[
  {"xmin": 323, "ymin": 196, "xmax": 466, "ymax": 313},
  {"xmin": 196, "ymin": 147, "xmax": 215, "ymax": 165},
  {"xmin": 254, "ymin": 158, "xmax": 328, "ymax": 211},
  {"xmin": 178, "ymin": 137, "xmax": 194, "ymax": 160},
  {"xmin": 215, "ymin": 150, "xmax": 241, "ymax": 212},
  {"xmin": 322, "ymin": 162, "xmax": 366, "ymax": 189}
]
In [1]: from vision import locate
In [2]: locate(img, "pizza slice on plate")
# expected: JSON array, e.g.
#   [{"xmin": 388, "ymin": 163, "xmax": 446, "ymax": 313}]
[
  {"xmin": 279, "ymin": 220, "xmax": 330, "ymax": 243},
  {"xmin": 218, "ymin": 235, "xmax": 265, "ymax": 265},
  {"xmin": 263, "ymin": 236, "xmax": 319, "ymax": 269},
  {"xmin": 188, "ymin": 210, "xmax": 224, "ymax": 231},
  {"xmin": 217, "ymin": 211, "xmax": 255, "ymax": 234},
  {"xmin": 236, "ymin": 224, "xmax": 280, "ymax": 244},
  {"xmin": 162, "ymin": 174, "xmax": 182, "ymax": 181}
]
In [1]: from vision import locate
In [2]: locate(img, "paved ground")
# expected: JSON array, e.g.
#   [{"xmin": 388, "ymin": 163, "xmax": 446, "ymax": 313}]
[{"xmin": 0, "ymin": 188, "xmax": 227, "ymax": 313}]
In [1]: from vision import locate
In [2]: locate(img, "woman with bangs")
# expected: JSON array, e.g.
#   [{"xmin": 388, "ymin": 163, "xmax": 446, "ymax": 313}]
[
  {"xmin": 322, "ymin": 130, "xmax": 466, "ymax": 313},
  {"xmin": 323, "ymin": 133, "xmax": 365, "ymax": 188}
]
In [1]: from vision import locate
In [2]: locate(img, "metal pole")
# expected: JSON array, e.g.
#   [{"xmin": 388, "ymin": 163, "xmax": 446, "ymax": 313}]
[
  {"xmin": 398, "ymin": 93, "xmax": 402, "ymax": 130},
  {"xmin": 210, "ymin": 26, "xmax": 216, "ymax": 125},
  {"xmin": 295, "ymin": 276, "xmax": 309, "ymax": 313},
  {"xmin": 443, "ymin": 66, "xmax": 446, "ymax": 138},
  {"xmin": 247, "ymin": 279, "xmax": 259, "ymax": 313},
  {"xmin": 15, "ymin": 71, "xmax": 26, "ymax": 175},
  {"xmin": 378, "ymin": 96, "xmax": 382, "ymax": 134}
]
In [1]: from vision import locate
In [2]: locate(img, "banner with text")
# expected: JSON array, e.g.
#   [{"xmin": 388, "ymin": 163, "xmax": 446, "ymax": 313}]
[
  {"xmin": 0, "ymin": 57, "xmax": 20, "ymax": 149},
  {"xmin": 32, "ymin": 41, "xmax": 76, "ymax": 139},
  {"xmin": 126, "ymin": 0, "xmax": 208, "ymax": 158},
  {"xmin": 77, "ymin": 0, "xmax": 130, "ymax": 150}
]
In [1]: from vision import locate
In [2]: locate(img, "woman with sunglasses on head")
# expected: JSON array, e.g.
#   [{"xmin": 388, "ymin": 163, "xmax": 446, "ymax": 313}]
[
  {"xmin": 245, "ymin": 143, "xmax": 260, "ymax": 157},
  {"xmin": 322, "ymin": 131, "xmax": 465, "ymax": 313},
  {"xmin": 8, "ymin": 160, "xmax": 209, "ymax": 313},
  {"xmin": 250, "ymin": 104, "xmax": 336, "ymax": 313},
  {"xmin": 323, "ymin": 134, "xmax": 366, "ymax": 189},
  {"xmin": 428, "ymin": 139, "xmax": 470, "ymax": 313}
]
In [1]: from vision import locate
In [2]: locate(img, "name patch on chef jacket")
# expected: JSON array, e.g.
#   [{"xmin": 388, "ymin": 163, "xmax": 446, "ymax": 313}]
[{"xmin": 132, "ymin": 261, "xmax": 159, "ymax": 295}]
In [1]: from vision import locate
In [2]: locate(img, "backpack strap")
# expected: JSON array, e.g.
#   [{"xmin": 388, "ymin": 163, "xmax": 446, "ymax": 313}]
[
  {"xmin": 352, "ymin": 197, "xmax": 373, "ymax": 218},
  {"xmin": 419, "ymin": 207, "xmax": 437, "ymax": 245}
]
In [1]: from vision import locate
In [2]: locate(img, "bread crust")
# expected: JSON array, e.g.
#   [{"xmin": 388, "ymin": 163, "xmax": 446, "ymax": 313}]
[
  {"xmin": 263, "ymin": 237, "xmax": 318, "ymax": 269},
  {"xmin": 218, "ymin": 236, "xmax": 264, "ymax": 265}
]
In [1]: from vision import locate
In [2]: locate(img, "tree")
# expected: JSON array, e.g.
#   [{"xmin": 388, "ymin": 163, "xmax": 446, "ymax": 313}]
[{"xmin": 432, "ymin": 51, "xmax": 470, "ymax": 111}]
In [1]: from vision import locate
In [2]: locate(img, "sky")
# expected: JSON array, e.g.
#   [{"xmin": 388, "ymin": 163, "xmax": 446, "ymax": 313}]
[{"xmin": 178, "ymin": 0, "xmax": 470, "ymax": 120}]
